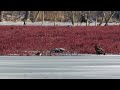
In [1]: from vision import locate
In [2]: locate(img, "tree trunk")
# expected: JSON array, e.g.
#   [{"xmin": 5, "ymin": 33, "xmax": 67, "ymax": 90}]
[
  {"xmin": 11, "ymin": 12, "xmax": 14, "ymax": 21},
  {"xmin": 95, "ymin": 17, "xmax": 97, "ymax": 26},
  {"xmin": 42, "ymin": 11, "xmax": 45, "ymax": 25},
  {"xmin": 23, "ymin": 11, "xmax": 31, "ymax": 25},
  {"xmin": 24, "ymin": 11, "xmax": 31, "ymax": 21},
  {"xmin": 86, "ymin": 19, "xmax": 88, "ymax": 26},
  {"xmin": 71, "ymin": 11, "xmax": 75, "ymax": 26},
  {"xmin": 99, "ymin": 17, "xmax": 104, "ymax": 26},
  {"xmin": 99, "ymin": 12, "xmax": 105, "ymax": 26},
  {"xmin": 87, "ymin": 11, "xmax": 91, "ymax": 26},
  {"xmin": 54, "ymin": 16, "xmax": 56, "ymax": 26},
  {"xmin": 34, "ymin": 11, "xmax": 40, "ymax": 22},
  {"xmin": 104, "ymin": 11, "xmax": 115, "ymax": 26},
  {"xmin": 85, "ymin": 14, "xmax": 88, "ymax": 26},
  {"xmin": 0, "ymin": 11, "xmax": 4, "ymax": 22}
]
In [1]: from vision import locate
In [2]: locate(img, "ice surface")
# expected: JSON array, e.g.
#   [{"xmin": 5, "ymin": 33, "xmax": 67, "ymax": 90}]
[{"xmin": 0, "ymin": 55, "xmax": 120, "ymax": 79}]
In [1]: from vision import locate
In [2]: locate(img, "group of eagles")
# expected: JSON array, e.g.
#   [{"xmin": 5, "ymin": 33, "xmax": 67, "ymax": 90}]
[{"xmin": 35, "ymin": 45, "xmax": 105, "ymax": 56}]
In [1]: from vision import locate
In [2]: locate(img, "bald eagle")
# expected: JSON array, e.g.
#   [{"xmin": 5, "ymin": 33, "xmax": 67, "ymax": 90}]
[{"xmin": 94, "ymin": 45, "xmax": 105, "ymax": 55}]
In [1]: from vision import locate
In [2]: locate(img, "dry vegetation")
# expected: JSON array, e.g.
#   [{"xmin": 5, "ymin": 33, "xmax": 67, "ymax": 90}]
[{"xmin": 0, "ymin": 26, "xmax": 119, "ymax": 55}]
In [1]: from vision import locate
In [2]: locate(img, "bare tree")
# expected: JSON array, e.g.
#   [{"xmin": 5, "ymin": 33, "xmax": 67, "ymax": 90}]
[
  {"xmin": 23, "ymin": 11, "xmax": 31, "ymax": 25},
  {"xmin": 99, "ymin": 11, "xmax": 115, "ymax": 26},
  {"xmin": 80, "ymin": 13, "xmax": 88, "ymax": 26},
  {"xmin": 52, "ymin": 11, "xmax": 57, "ymax": 26},
  {"xmin": 104, "ymin": 11, "xmax": 115, "ymax": 26},
  {"xmin": 42, "ymin": 11, "xmax": 45, "ymax": 25},
  {"xmin": 54, "ymin": 16, "xmax": 56, "ymax": 26},
  {"xmin": 85, "ymin": 14, "xmax": 89, "ymax": 26},
  {"xmin": 34, "ymin": 11, "xmax": 40, "ymax": 22},
  {"xmin": 64, "ymin": 11, "xmax": 75, "ymax": 26},
  {"xmin": 0, "ymin": 11, "xmax": 118, "ymax": 25},
  {"xmin": 95, "ymin": 16, "xmax": 97, "ymax": 26},
  {"xmin": 71, "ymin": 11, "xmax": 75, "ymax": 26},
  {"xmin": 25, "ymin": 11, "xmax": 31, "ymax": 21},
  {"xmin": 0, "ymin": 11, "xmax": 4, "ymax": 22},
  {"xmin": 99, "ymin": 16, "xmax": 104, "ymax": 26}
]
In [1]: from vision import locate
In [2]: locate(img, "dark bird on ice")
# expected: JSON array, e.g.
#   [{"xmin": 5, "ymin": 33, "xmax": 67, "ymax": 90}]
[
  {"xmin": 50, "ymin": 48, "xmax": 65, "ymax": 53},
  {"xmin": 35, "ymin": 52, "xmax": 42, "ymax": 56}
]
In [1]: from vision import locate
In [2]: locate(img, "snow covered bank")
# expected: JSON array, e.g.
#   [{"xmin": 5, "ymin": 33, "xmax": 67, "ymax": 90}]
[{"xmin": 0, "ymin": 21, "xmax": 119, "ymax": 26}]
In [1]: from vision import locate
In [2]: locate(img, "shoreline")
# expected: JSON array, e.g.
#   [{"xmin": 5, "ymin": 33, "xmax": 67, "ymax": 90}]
[{"xmin": 0, "ymin": 21, "xmax": 119, "ymax": 26}]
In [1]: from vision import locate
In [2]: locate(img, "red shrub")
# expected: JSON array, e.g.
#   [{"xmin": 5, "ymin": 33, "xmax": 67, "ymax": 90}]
[{"xmin": 0, "ymin": 26, "xmax": 119, "ymax": 55}]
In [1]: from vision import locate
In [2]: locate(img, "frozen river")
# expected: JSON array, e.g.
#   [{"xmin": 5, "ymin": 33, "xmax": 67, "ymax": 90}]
[{"xmin": 0, "ymin": 55, "xmax": 120, "ymax": 79}]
